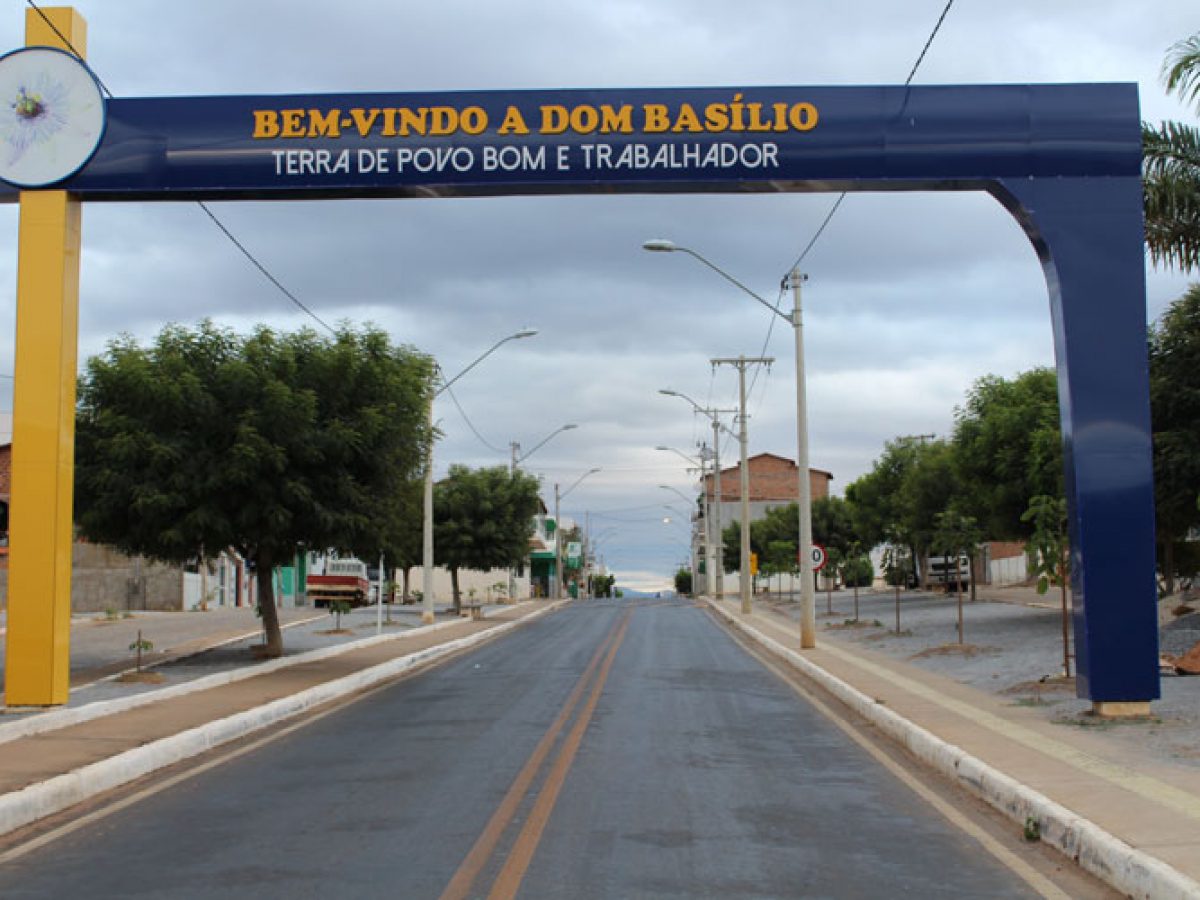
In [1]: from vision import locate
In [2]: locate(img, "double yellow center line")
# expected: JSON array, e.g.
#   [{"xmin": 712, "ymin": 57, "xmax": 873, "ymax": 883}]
[{"xmin": 439, "ymin": 609, "xmax": 631, "ymax": 900}]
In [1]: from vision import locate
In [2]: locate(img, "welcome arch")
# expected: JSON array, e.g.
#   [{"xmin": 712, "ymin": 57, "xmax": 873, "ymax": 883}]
[{"xmin": 3, "ymin": 8, "xmax": 1157, "ymax": 709}]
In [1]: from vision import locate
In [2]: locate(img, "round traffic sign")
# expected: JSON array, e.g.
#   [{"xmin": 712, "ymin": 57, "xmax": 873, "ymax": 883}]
[{"xmin": 811, "ymin": 544, "xmax": 827, "ymax": 571}]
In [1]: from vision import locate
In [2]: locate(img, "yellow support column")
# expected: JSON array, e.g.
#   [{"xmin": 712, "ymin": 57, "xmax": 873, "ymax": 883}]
[{"xmin": 4, "ymin": 7, "xmax": 87, "ymax": 707}]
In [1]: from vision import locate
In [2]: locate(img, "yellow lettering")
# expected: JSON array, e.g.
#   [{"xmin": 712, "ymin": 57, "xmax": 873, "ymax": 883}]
[
  {"xmin": 497, "ymin": 105, "xmax": 531, "ymax": 135},
  {"xmin": 571, "ymin": 105, "xmax": 599, "ymax": 134},
  {"xmin": 350, "ymin": 108, "xmax": 380, "ymax": 137},
  {"xmin": 704, "ymin": 103, "xmax": 730, "ymax": 132},
  {"xmin": 728, "ymin": 93, "xmax": 745, "ymax": 132},
  {"xmin": 280, "ymin": 109, "xmax": 306, "ymax": 138},
  {"xmin": 643, "ymin": 104, "xmax": 670, "ymax": 133},
  {"xmin": 252, "ymin": 109, "xmax": 280, "ymax": 139},
  {"xmin": 599, "ymin": 104, "xmax": 633, "ymax": 134},
  {"xmin": 429, "ymin": 107, "xmax": 458, "ymax": 136},
  {"xmin": 460, "ymin": 106, "xmax": 488, "ymax": 135},
  {"xmin": 306, "ymin": 108, "xmax": 341, "ymax": 138},
  {"xmin": 671, "ymin": 103, "xmax": 704, "ymax": 133},
  {"xmin": 381, "ymin": 108, "xmax": 398, "ymax": 137},
  {"xmin": 745, "ymin": 103, "xmax": 773, "ymax": 133},
  {"xmin": 789, "ymin": 102, "xmax": 818, "ymax": 131},
  {"xmin": 540, "ymin": 105, "xmax": 569, "ymax": 135},
  {"xmin": 397, "ymin": 108, "xmax": 427, "ymax": 136}
]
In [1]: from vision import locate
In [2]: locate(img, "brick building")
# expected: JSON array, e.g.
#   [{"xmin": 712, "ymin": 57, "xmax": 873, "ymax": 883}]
[{"xmin": 703, "ymin": 452, "xmax": 833, "ymax": 528}]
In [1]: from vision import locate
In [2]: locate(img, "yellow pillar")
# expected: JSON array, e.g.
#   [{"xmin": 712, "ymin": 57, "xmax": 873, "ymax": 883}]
[{"xmin": 4, "ymin": 7, "xmax": 86, "ymax": 706}]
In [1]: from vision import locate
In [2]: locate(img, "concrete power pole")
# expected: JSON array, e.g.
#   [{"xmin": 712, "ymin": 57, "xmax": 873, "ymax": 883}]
[{"xmin": 712, "ymin": 355, "xmax": 773, "ymax": 614}]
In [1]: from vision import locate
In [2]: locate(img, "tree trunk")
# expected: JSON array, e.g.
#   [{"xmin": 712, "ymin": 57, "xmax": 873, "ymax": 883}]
[
  {"xmin": 450, "ymin": 567, "xmax": 461, "ymax": 614},
  {"xmin": 401, "ymin": 565, "xmax": 412, "ymax": 603},
  {"xmin": 255, "ymin": 550, "xmax": 284, "ymax": 658},
  {"xmin": 969, "ymin": 550, "xmax": 979, "ymax": 602}
]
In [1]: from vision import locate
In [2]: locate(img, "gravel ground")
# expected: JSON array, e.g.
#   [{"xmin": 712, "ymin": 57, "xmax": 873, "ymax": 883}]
[{"xmin": 769, "ymin": 587, "xmax": 1200, "ymax": 768}]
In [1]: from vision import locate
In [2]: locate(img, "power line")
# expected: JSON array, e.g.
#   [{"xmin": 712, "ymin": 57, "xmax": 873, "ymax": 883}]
[
  {"xmin": 441, "ymin": 382, "xmax": 506, "ymax": 455},
  {"xmin": 26, "ymin": 1, "xmax": 336, "ymax": 337},
  {"xmin": 737, "ymin": 0, "xmax": 957, "ymax": 451},
  {"xmin": 196, "ymin": 203, "xmax": 336, "ymax": 335}
]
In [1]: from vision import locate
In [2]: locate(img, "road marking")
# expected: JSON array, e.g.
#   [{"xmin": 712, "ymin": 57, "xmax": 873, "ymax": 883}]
[
  {"xmin": 742, "ymin": 635, "xmax": 1073, "ymax": 900},
  {"xmin": 439, "ymin": 610, "xmax": 630, "ymax": 900},
  {"xmin": 487, "ymin": 613, "xmax": 629, "ymax": 900},
  {"xmin": 744, "ymin": 605, "xmax": 1200, "ymax": 821}
]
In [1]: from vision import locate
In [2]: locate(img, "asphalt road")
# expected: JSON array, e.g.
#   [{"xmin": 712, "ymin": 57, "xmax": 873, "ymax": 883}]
[{"xmin": 0, "ymin": 598, "xmax": 1054, "ymax": 898}]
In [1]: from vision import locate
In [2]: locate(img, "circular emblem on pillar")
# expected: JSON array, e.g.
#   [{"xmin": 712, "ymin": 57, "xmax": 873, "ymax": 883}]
[{"xmin": 0, "ymin": 46, "xmax": 106, "ymax": 188}]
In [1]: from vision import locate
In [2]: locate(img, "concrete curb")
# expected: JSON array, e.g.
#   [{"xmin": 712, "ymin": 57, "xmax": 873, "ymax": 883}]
[
  {"xmin": 0, "ymin": 601, "xmax": 564, "ymax": 839},
  {"xmin": 0, "ymin": 612, "xmax": 474, "ymax": 747},
  {"xmin": 706, "ymin": 599, "xmax": 1200, "ymax": 900}
]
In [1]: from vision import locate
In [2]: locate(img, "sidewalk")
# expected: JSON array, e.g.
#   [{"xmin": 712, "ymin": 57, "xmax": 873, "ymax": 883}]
[
  {"xmin": 708, "ymin": 591, "xmax": 1200, "ymax": 899},
  {"xmin": 0, "ymin": 600, "xmax": 561, "ymax": 842}
]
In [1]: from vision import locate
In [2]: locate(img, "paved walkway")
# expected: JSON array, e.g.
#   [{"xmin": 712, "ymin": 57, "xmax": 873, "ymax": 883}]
[{"xmin": 711, "ymin": 593, "xmax": 1200, "ymax": 894}]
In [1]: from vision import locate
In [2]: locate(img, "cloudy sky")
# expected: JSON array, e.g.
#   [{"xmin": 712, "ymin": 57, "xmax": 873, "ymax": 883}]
[{"xmin": 0, "ymin": 1, "xmax": 1196, "ymax": 591}]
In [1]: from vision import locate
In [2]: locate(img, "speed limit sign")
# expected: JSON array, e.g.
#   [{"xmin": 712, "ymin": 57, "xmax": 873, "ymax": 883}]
[{"xmin": 811, "ymin": 544, "xmax": 827, "ymax": 571}]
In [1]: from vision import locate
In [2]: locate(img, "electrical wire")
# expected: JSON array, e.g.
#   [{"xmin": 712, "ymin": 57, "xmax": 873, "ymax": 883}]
[
  {"xmin": 736, "ymin": 0, "xmax": 957, "ymax": 441},
  {"xmin": 25, "ymin": 1, "xmax": 337, "ymax": 338},
  {"xmin": 441, "ymin": 382, "xmax": 507, "ymax": 454}
]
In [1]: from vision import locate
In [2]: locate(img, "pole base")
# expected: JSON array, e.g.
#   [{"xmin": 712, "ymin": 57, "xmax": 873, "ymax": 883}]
[
  {"xmin": 420, "ymin": 611, "xmax": 435, "ymax": 625},
  {"xmin": 1091, "ymin": 700, "xmax": 1152, "ymax": 718}
]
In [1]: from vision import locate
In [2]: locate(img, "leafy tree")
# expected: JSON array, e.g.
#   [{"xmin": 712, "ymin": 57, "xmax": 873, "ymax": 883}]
[
  {"xmin": 952, "ymin": 369, "xmax": 1062, "ymax": 541},
  {"xmin": 811, "ymin": 496, "xmax": 856, "ymax": 557},
  {"xmin": 75, "ymin": 322, "xmax": 434, "ymax": 657},
  {"xmin": 433, "ymin": 464, "xmax": 541, "ymax": 613},
  {"xmin": 845, "ymin": 437, "xmax": 924, "ymax": 556},
  {"xmin": 898, "ymin": 440, "xmax": 960, "ymax": 585},
  {"xmin": 1149, "ymin": 284, "xmax": 1200, "ymax": 593},
  {"xmin": 1143, "ymin": 32, "xmax": 1200, "ymax": 271},
  {"xmin": 673, "ymin": 567, "xmax": 693, "ymax": 597}
]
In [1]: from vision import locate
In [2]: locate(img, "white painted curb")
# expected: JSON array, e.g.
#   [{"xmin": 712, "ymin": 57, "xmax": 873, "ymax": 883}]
[
  {"xmin": 706, "ymin": 599, "xmax": 1200, "ymax": 900},
  {"xmin": 0, "ymin": 601, "xmax": 565, "ymax": 838},
  {"xmin": 0, "ymin": 603, "xmax": 545, "ymax": 747}
]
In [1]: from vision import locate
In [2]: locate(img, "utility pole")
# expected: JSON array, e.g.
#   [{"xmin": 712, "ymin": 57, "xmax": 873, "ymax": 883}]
[
  {"xmin": 712, "ymin": 355, "xmax": 773, "ymax": 614},
  {"xmin": 706, "ymin": 411, "xmax": 735, "ymax": 599}
]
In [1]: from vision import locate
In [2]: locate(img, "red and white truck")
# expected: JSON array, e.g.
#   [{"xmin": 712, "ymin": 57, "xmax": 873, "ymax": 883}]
[{"xmin": 306, "ymin": 557, "xmax": 370, "ymax": 608}]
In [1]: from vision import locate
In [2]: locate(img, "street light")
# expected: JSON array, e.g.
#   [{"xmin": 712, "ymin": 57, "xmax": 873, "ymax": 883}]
[
  {"xmin": 508, "ymin": 422, "xmax": 577, "ymax": 600},
  {"xmin": 659, "ymin": 389, "xmax": 737, "ymax": 600},
  {"xmin": 645, "ymin": 238, "xmax": 816, "ymax": 649},
  {"xmin": 554, "ymin": 467, "xmax": 601, "ymax": 600},
  {"xmin": 422, "ymin": 329, "xmax": 538, "ymax": 624},
  {"xmin": 659, "ymin": 482, "xmax": 703, "ymax": 583}
]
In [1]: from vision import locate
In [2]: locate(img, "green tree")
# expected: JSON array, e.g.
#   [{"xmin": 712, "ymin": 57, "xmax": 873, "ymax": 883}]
[
  {"xmin": 673, "ymin": 567, "xmax": 693, "ymax": 597},
  {"xmin": 898, "ymin": 440, "xmax": 960, "ymax": 585},
  {"xmin": 1143, "ymin": 32, "xmax": 1200, "ymax": 272},
  {"xmin": 75, "ymin": 322, "xmax": 435, "ymax": 657},
  {"xmin": 952, "ymin": 369, "xmax": 1062, "ymax": 541},
  {"xmin": 433, "ymin": 464, "xmax": 541, "ymax": 613},
  {"xmin": 845, "ymin": 437, "xmax": 923, "ymax": 555},
  {"xmin": 811, "ymin": 496, "xmax": 856, "ymax": 557},
  {"xmin": 1149, "ymin": 284, "xmax": 1200, "ymax": 594}
]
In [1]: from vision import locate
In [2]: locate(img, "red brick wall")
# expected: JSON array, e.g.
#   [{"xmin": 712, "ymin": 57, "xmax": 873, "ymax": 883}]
[{"xmin": 704, "ymin": 453, "xmax": 832, "ymax": 503}]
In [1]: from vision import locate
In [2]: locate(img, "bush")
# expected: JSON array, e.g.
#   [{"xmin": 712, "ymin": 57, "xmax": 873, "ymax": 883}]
[
  {"xmin": 841, "ymin": 556, "xmax": 874, "ymax": 588},
  {"xmin": 673, "ymin": 567, "xmax": 693, "ymax": 597}
]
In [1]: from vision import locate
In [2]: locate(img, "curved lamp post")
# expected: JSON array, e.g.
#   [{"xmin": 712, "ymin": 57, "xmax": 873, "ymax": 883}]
[
  {"xmin": 508, "ymin": 423, "xmax": 576, "ymax": 600},
  {"xmin": 554, "ymin": 467, "xmax": 601, "ymax": 600},
  {"xmin": 659, "ymin": 390, "xmax": 737, "ymax": 600},
  {"xmin": 645, "ymin": 238, "xmax": 815, "ymax": 648},
  {"xmin": 422, "ymin": 329, "xmax": 537, "ymax": 623}
]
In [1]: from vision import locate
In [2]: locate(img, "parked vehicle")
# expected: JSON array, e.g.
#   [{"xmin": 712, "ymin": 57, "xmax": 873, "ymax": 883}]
[
  {"xmin": 306, "ymin": 557, "xmax": 370, "ymax": 608},
  {"xmin": 926, "ymin": 554, "xmax": 971, "ymax": 590}
]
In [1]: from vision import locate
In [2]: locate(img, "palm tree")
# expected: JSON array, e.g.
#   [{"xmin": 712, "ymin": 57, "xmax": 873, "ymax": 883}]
[{"xmin": 1143, "ymin": 33, "xmax": 1200, "ymax": 272}]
